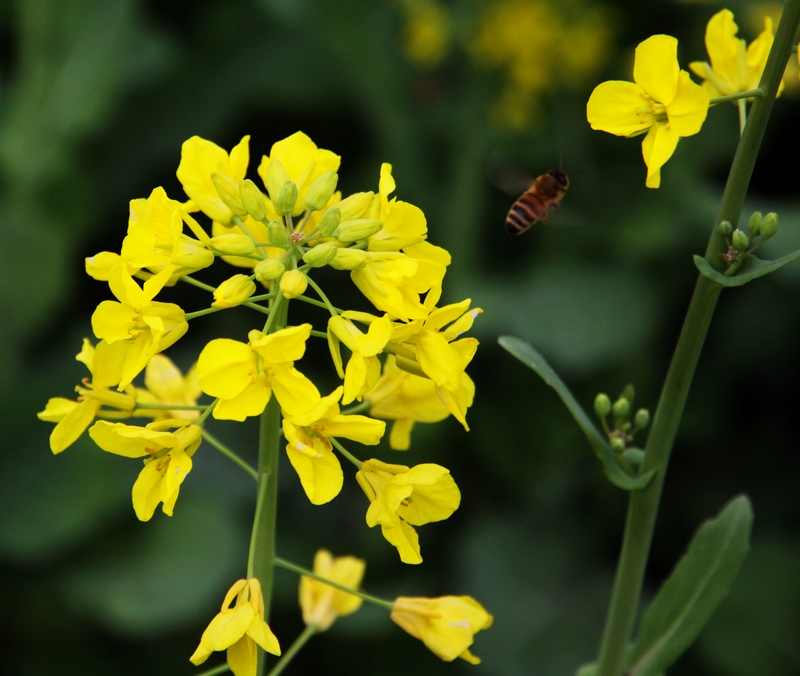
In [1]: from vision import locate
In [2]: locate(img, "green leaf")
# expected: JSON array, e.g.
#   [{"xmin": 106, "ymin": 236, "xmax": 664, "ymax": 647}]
[
  {"xmin": 626, "ymin": 495, "xmax": 754, "ymax": 675},
  {"xmin": 693, "ymin": 249, "xmax": 800, "ymax": 287},
  {"xmin": 498, "ymin": 335, "xmax": 655, "ymax": 491}
]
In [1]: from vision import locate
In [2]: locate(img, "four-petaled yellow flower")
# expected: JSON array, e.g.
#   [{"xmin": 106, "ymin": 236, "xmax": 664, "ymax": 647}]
[
  {"xmin": 190, "ymin": 578, "xmax": 280, "ymax": 676},
  {"xmin": 587, "ymin": 34, "xmax": 709, "ymax": 188},
  {"xmin": 300, "ymin": 549, "xmax": 366, "ymax": 632},
  {"xmin": 391, "ymin": 595, "xmax": 493, "ymax": 664},
  {"xmin": 690, "ymin": 10, "xmax": 779, "ymax": 100},
  {"xmin": 89, "ymin": 419, "xmax": 201, "ymax": 521},
  {"xmin": 134, "ymin": 353, "xmax": 201, "ymax": 422},
  {"xmin": 196, "ymin": 325, "xmax": 318, "ymax": 420},
  {"xmin": 355, "ymin": 458, "xmax": 461, "ymax": 564},
  {"xmin": 283, "ymin": 386, "xmax": 385, "ymax": 505},
  {"xmin": 364, "ymin": 163, "xmax": 428, "ymax": 252}
]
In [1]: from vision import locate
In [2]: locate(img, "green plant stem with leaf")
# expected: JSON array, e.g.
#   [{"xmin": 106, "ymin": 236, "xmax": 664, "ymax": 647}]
[{"xmin": 594, "ymin": 3, "xmax": 800, "ymax": 674}]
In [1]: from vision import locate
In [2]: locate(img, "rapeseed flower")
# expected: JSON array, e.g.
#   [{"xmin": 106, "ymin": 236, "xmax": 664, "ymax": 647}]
[{"xmin": 300, "ymin": 549, "xmax": 365, "ymax": 632}]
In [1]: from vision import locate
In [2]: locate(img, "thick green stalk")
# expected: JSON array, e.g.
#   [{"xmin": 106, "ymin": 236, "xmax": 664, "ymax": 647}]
[{"xmin": 594, "ymin": 4, "xmax": 800, "ymax": 673}]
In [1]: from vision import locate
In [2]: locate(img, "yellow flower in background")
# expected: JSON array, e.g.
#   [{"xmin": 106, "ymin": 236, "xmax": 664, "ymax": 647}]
[
  {"xmin": 300, "ymin": 549, "xmax": 366, "ymax": 632},
  {"xmin": 91, "ymin": 265, "xmax": 188, "ymax": 389},
  {"xmin": 190, "ymin": 578, "xmax": 280, "ymax": 676},
  {"xmin": 356, "ymin": 459, "xmax": 460, "ymax": 564},
  {"xmin": 690, "ymin": 10, "xmax": 780, "ymax": 99},
  {"xmin": 177, "ymin": 135, "xmax": 251, "ymax": 224},
  {"xmin": 89, "ymin": 419, "xmax": 201, "ymax": 520},
  {"xmin": 134, "ymin": 353, "xmax": 201, "ymax": 422},
  {"xmin": 587, "ymin": 34, "xmax": 709, "ymax": 188},
  {"xmin": 391, "ymin": 595, "xmax": 493, "ymax": 664},
  {"xmin": 397, "ymin": 0, "xmax": 451, "ymax": 67},
  {"xmin": 196, "ymin": 325, "xmax": 318, "ymax": 421}
]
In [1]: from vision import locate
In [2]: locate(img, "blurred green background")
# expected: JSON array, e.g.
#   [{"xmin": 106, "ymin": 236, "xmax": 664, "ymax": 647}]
[{"xmin": 2, "ymin": 0, "xmax": 800, "ymax": 674}]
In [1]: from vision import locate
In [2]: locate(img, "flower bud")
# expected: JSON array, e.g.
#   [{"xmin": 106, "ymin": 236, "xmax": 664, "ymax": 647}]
[
  {"xmin": 634, "ymin": 408, "xmax": 650, "ymax": 430},
  {"xmin": 304, "ymin": 171, "xmax": 339, "ymax": 212},
  {"xmin": 612, "ymin": 396, "xmax": 630, "ymax": 421},
  {"xmin": 610, "ymin": 437, "xmax": 627, "ymax": 454},
  {"xmin": 760, "ymin": 212, "xmax": 778, "ymax": 240},
  {"xmin": 254, "ymin": 257, "xmax": 286, "ymax": 282},
  {"xmin": 303, "ymin": 242, "xmax": 339, "ymax": 268},
  {"xmin": 267, "ymin": 220, "xmax": 289, "ymax": 247},
  {"xmin": 717, "ymin": 220, "xmax": 733, "ymax": 237},
  {"xmin": 747, "ymin": 211, "xmax": 763, "ymax": 237},
  {"xmin": 279, "ymin": 269, "xmax": 308, "ymax": 299},
  {"xmin": 211, "ymin": 172, "xmax": 248, "ymax": 218},
  {"xmin": 319, "ymin": 207, "xmax": 341, "ymax": 238},
  {"xmin": 264, "ymin": 158, "xmax": 291, "ymax": 204},
  {"xmin": 212, "ymin": 274, "xmax": 256, "ymax": 308},
  {"xmin": 240, "ymin": 179, "xmax": 267, "ymax": 221},
  {"xmin": 209, "ymin": 233, "xmax": 256, "ymax": 256},
  {"xmin": 336, "ymin": 191, "xmax": 374, "ymax": 221},
  {"xmin": 621, "ymin": 384, "xmax": 635, "ymax": 405},
  {"xmin": 276, "ymin": 181, "xmax": 298, "ymax": 215},
  {"xmin": 594, "ymin": 393, "xmax": 611, "ymax": 418},
  {"xmin": 731, "ymin": 228, "xmax": 749, "ymax": 252},
  {"xmin": 335, "ymin": 219, "xmax": 383, "ymax": 243}
]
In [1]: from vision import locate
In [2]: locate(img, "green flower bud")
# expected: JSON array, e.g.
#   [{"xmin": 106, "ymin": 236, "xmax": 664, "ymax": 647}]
[
  {"xmin": 319, "ymin": 207, "xmax": 341, "ymax": 238},
  {"xmin": 747, "ymin": 211, "xmax": 763, "ymax": 237},
  {"xmin": 760, "ymin": 212, "xmax": 779, "ymax": 240},
  {"xmin": 276, "ymin": 181, "xmax": 298, "ymax": 215},
  {"xmin": 731, "ymin": 228, "xmax": 749, "ymax": 252},
  {"xmin": 612, "ymin": 396, "xmax": 630, "ymax": 421},
  {"xmin": 336, "ymin": 191, "xmax": 374, "ymax": 221},
  {"xmin": 254, "ymin": 257, "xmax": 286, "ymax": 282},
  {"xmin": 211, "ymin": 172, "xmax": 248, "ymax": 218},
  {"xmin": 594, "ymin": 393, "xmax": 611, "ymax": 418},
  {"xmin": 610, "ymin": 437, "xmax": 627, "ymax": 454},
  {"xmin": 634, "ymin": 408, "xmax": 650, "ymax": 430},
  {"xmin": 304, "ymin": 170, "xmax": 339, "ymax": 212},
  {"xmin": 279, "ymin": 269, "xmax": 308, "ymax": 299},
  {"xmin": 212, "ymin": 274, "xmax": 256, "ymax": 308},
  {"xmin": 240, "ymin": 179, "xmax": 267, "ymax": 221},
  {"xmin": 623, "ymin": 447, "xmax": 645, "ymax": 470},
  {"xmin": 267, "ymin": 220, "xmax": 288, "ymax": 247},
  {"xmin": 303, "ymin": 242, "xmax": 338, "ymax": 268},
  {"xmin": 717, "ymin": 220, "xmax": 733, "ymax": 237},
  {"xmin": 209, "ymin": 234, "xmax": 256, "ymax": 256},
  {"xmin": 621, "ymin": 384, "xmax": 635, "ymax": 405},
  {"xmin": 335, "ymin": 218, "xmax": 383, "ymax": 243},
  {"xmin": 264, "ymin": 158, "xmax": 291, "ymax": 204}
]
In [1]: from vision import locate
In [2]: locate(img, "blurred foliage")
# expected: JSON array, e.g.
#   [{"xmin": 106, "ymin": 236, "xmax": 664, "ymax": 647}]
[{"xmin": 2, "ymin": 0, "xmax": 799, "ymax": 674}]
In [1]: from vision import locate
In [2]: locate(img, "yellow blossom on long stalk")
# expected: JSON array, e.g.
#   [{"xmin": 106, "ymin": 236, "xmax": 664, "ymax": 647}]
[{"xmin": 300, "ymin": 549, "xmax": 366, "ymax": 632}]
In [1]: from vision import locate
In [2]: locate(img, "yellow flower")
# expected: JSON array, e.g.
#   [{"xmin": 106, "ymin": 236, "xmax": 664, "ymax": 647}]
[
  {"xmin": 300, "ymin": 549, "xmax": 365, "ymax": 632},
  {"xmin": 365, "ymin": 163, "xmax": 428, "ymax": 252},
  {"xmin": 391, "ymin": 595, "xmax": 493, "ymax": 664},
  {"xmin": 355, "ymin": 458, "xmax": 460, "ymax": 564},
  {"xmin": 190, "ymin": 578, "xmax": 280, "ymax": 676},
  {"xmin": 177, "ymin": 135, "xmax": 250, "ymax": 224},
  {"xmin": 587, "ymin": 34, "xmax": 709, "ymax": 188},
  {"xmin": 37, "ymin": 339, "xmax": 137, "ymax": 453},
  {"xmin": 91, "ymin": 265, "xmax": 188, "ymax": 388},
  {"xmin": 196, "ymin": 325, "xmax": 318, "ymax": 421},
  {"xmin": 283, "ymin": 387, "xmax": 385, "ymax": 505},
  {"xmin": 89, "ymin": 419, "xmax": 201, "ymax": 521},
  {"xmin": 398, "ymin": 0, "xmax": 451, "ymax": 68},
  {"xmin": 135, "ymin": 353, "xmax": 201, "ymax": 422},
  {"xmin": 689, "ymin": 10, "xmax": 780, "ymax": 99}
]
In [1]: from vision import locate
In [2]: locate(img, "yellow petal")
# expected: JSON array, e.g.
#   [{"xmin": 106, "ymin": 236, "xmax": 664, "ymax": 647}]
[
  {"xmin": 641, "ymin": 122, "xmax": 679, "ymax": 189},
  {"xmin": 633, "ymin": 34, "xmax": 679, "ymax": 105},
  {"xmin": 285, "ymin": 439, "xmax": 343, "ymax": 505},
  {"xmin": 587, "ymin": 80, "xmax": 652, "ymax": 137},
  {"xmin": 666, "ymin": 70, "xmax": 709, "ymax": 137}
]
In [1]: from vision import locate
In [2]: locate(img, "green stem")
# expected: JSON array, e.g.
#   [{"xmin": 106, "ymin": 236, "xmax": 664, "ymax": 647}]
[
  {"xmin": 266, "ymin": 625, "xmax": 317, "ymax": 676},
  {"xmin": 594, "ymin": 4, "xmax": 800, "ymax": 674},
  {"xmin": 202, "ymin": 429, "xmax": 258, "ymax": 480}
]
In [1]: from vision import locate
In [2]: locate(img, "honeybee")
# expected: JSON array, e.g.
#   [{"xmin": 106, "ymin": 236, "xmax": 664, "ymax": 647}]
[{"xmin": 505, "ymin": 169, "xmax": 569, "ymax": 235}]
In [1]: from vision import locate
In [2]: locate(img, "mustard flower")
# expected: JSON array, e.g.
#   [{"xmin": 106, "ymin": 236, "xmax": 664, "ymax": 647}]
[
  {"xmin": 177, "ymin": 135, "xmax": 250, "ymax": 224},
  {"xmin": 587, "ymin": 35, "xmax": 709, "ymax": 188},
  {"xmin": 91, "ymin": 264, "xmax": 188, "ymax": 389},
  {"xmin": 89, "ymin": 419, "xmax": 201, "ymax": 520},
  {"xmin": 196, "ymin": 325, "xmax": 318, "ymax": 420},
  {"xmin": 689, "ymin": 10, "xmax": 779, "ymax": 100},
  {"xmin": 135, "ymin": 353, "xmax": 201, "ymax": 422},
  {"xmin": 355, "ymin": 459, "xmax": 460, "ymax": 564},
  {"xmin": 300, "ymin": 549, "xmax": 366, "ymax": 632},
  {"xmin": 283, "ymin": 387, "xmax": 385, "ymax": 505},
  {"xmin": 327, "ymin": 311, "xmax": 393, "ymax": 404},
  {"xmin": 391, "ymin": 595, "xmax": 493, "ymax": 664},
  {"xmin": 37, "ymin": 339, "xmax": 137, "ymax": 453},
  {"xmin": 190, "ymin": 578, "xmax": 280, "ymax": 676},
  {"xmin": 365, "ymin": 163, "xmax": 428, "ymax": 252}
]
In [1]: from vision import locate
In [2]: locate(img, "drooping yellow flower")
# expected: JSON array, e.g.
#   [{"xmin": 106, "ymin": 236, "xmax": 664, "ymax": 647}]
[
  {"xmin": 37, "ymin": 339, "xmax": 137, "ymax": 453},
  {"xmin": 196, "ymin": 325, "xmax": 318, "ymax": 421},
  {"xmin": 391, "ymin": 595, "xmax": 493, "ymax": 664},
  {"xmin": 587, "ymin": 34, "xmax": 709, "ymax": 188},
  {"xmin": 177, "ymin": 135, "xmax": 250, "ymax": 224},
  {"xmin": 190, "ymin": 578, "xmax": 280, "ymax": 676},
  {"xmin": 89, "ymin": 419, "xmax": 201, "ymax": 521},
  {"xmin": 91, "ymin": 264, "xmax": 188, "ymax": 389},
  {"xmin": 355, "ymin": 458, "xmax": 460, "ymax": 564},
  {"xmin": 300, "ymin": 549, "xmax": 366, "ymax": 632},
  {"xmin": 689, "ymin": 10, "xmax": 780, "ymax": 100},
  {"xmin": 283, "ymin": 387, "xmax": 385, "ymax": 505}
]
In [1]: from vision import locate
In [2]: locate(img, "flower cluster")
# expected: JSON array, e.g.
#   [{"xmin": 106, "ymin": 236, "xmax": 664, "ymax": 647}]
[
  {"xmin": 38, "ymin": 130, "xmax": 488, "ymax": 672},
  {"xmin": 587, "ymin": 9, "xmax": 777, "ymax": 188}
]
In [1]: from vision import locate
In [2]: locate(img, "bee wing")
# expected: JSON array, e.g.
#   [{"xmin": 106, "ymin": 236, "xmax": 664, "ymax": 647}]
[{"xmin": 487, "ymin": 151, "xmax": 533, "ymax": 196}]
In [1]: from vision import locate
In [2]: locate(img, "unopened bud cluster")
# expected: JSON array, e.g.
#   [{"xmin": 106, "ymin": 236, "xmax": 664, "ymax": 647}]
[
  {"xmin": 719, "ymin": 211, "xmax": 780, "ymax": 272},
  {"xmin": 595, "ymin": 384, "xmax": 649, "ymax": 454}
]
